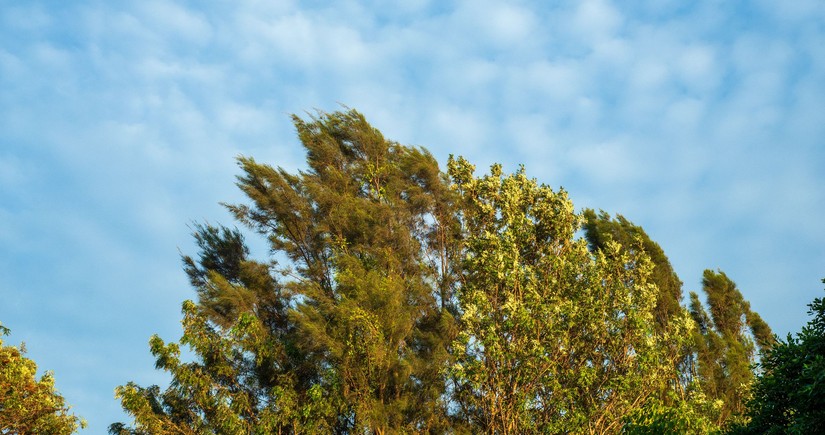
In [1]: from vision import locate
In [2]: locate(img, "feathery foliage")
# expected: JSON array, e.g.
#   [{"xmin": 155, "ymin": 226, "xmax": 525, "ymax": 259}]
[{"xmin": 689, "ymin": 270, "xmax": 774, "ymax": 427}]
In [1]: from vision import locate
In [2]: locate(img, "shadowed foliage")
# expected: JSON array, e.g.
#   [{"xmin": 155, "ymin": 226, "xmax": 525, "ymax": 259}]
[{"xmin": 730, "ymin": 279, "xmax": 825, "ymax": 434}]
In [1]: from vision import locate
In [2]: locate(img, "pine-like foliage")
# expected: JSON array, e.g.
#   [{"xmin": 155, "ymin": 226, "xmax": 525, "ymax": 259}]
[
  {"xmin": 581, "ymin": 210, "xmax": 683, "ymax": 333},
  {"xmin": 689, "ymin": 270, "xmax": 774, "ymax": 427},
  {"xmin": 581, "ymin": 211, "xmax": 777, "ymax": 430},
  {"xmin": 580, "ymin": 211, "xmax": 719, "ymax": 431},
  {"xmin": 112, "ymin": 110, "xmax": 457, "ymax": 434}
]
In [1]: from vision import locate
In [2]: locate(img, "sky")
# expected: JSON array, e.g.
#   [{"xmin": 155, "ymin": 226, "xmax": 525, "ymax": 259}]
[{"xmin": 1, "ymin": 0, "xmax": 823, "ymax": 432}]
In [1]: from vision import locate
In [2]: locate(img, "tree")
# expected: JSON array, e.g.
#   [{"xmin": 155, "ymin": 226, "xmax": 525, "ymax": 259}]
[
  {"xmin": 689, "ymin": 270, "xmax": 774, "ymax": 427},
  {"xmin": 0, "ymin": 322, "xmax": 85, "ymax": 434},
  {"xmin": 447, "ymin": 158, "xmax": 693, "ymax": 434},
  {"xmin": 113, "ymin": 108, "xmax": 768, "ymax": 434},
  {"xmin": 113, "ymin": 110, "xmax": 458, "ymax": 434},
  {"xmin": 731, "ymin": 279, "xmax": 825, "ymax": 434}
]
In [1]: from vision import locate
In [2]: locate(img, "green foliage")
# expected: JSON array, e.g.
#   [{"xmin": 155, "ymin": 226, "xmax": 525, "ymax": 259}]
[
  {"xmin": 689, "ymin": 270, "xmax": 774, "ymax": 427},
  {"xmin": 579, "ymin": 210, "xmax": 782, "ymax": 433},
  {"xmin": 111, "ymin": 302, "xmax": 336, "ymax": 434},
  {"xmin": 113, "ymin": 109, "xmax": 774, "ymax": 434},
  {"xmin": 447, "ymin": 158, "xmax": 692, "ymax": 434},
  {"xmin": 731, "ymin": 279, "xmax": 825, "ymax": 434},
  {"xmin": 582, "ymin": 209, "xmax": 684, "ymax": 332},
  {"xmin": 623, "ymin": 389, "xmax": 720, "ymax": 434},
  {"xmin": 114, "ymin": 110, "xmax": 456, "ymax": 434},
  {"xmin": 0, "ymin": 322, "xmax": 85, "ymax": 434},
  {"xmin": 581, "ymin": 210, "xmax": 697, "ymax": 406}
]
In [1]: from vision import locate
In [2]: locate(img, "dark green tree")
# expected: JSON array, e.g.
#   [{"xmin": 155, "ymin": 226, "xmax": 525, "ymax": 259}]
[
  {"xmin": 582, "ymin": 211, "xmax": 721, "ymax": 433},
  {"xmin": 581, "ymin": 212, "xmax": 777, "ymax": 433},
  {"xmin": 731, "ymin": 279, "xmax": 825, "ymax": 434}
]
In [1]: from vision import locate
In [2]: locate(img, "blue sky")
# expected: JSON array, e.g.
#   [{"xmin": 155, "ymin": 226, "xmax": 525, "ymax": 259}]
[{"xmin": 1, "ymin": 0, "xmax": 823, "ymax": 431}]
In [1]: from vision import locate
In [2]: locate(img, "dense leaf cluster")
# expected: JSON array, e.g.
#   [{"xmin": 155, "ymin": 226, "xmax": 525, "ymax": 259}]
[{"xmin": 731, "ymin": 279, "xmax": 825, "ymax": 434}]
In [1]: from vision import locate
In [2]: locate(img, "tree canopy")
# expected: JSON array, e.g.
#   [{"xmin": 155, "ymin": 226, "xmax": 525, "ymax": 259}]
[
  {"xmin": 446, "ymin": 159, "xmax": 694, "ymax": 433},
  {"xmin": 0, "ymin": 322, "xmax": 85, "ymax": 434},
  {"xmin": 111, "ymin": 109, "xmax": 777, "ymax": 434},
  {"xmin": 689, "ymin": 270, "xmax": 774, "ymax": 426},
  {"xmin": 582, "ymin": 209, "xmax": 683, "ymax": 333},
  {"xmin": 731, "ymin": 279, "xmax": 825, "ymax": 434}
]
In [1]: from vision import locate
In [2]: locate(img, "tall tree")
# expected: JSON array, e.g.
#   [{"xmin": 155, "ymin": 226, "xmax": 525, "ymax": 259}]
[
  {"xmin": 731, "ymin": 279, "xmax": 825, "ymax": 434},
  {"xmin": 583, "ymin": 212, "xmax": 777, "ymax": 430},
  {"xmin": 0, "ymin": 322, "xmax": 85, "ymax": 434},
  {"xmin": 689, "ymin": 270, "xmax": 774, "ymax": 426},
  {"xmin": 447, "ymin": 158, "xmax": 691, "ymax": 434}
]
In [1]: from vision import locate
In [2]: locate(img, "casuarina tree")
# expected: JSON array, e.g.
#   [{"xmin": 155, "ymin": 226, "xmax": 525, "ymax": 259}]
[
  {"xmin": 689, "ymin": 270, "xmax": 774, "ymax": 427},
  {"xmin": 112, "ymin": 110, "xmax": 457, "ymax": 434}
]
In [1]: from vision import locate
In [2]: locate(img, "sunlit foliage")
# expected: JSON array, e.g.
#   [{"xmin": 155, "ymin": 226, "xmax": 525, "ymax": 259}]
[
  {"xmin": 112, "ymin": 109, "xmax": 775, "ymax": 434},
  {"xmin": 0, "ymin": 322, "xmax": 85, "ymax": 434}
]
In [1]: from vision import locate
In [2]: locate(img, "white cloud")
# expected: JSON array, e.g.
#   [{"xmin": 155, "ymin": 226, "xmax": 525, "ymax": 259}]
[
  {"xmin": 522, "ymin": 60, "xmax": 584, "ymax": 102},
  {"xmin": 1, "ymin": 4, "xmax": 52, "ymax": 32},
  {"xmin": 216, "ymin": 102, "xmax": 273, "ymax": 134},
  {"xmin": 465, "ymin": 2, "xmax": 537, "ymax": 47},
  {"xmin": 566, "ymin": 139, "xmax": 645, "ymax": 184},
  {"xmin": 571, "ymin": 0, "xmax": 623, "ymax": 43},
  {"xmin": 429, "ymin": 103, "xmax": 492, "ymax": 155},
  {"xmin": 0, "ymin": 49, "xmax": 23, "ymax": 77},
  {"xmin": 663, "ymin": 97, "xmax": 705, "ymax": 134},
  {"xmin": 32, "ymin": 42, "xmax": 72, "ymax": 68},
  {"xmin": 233, "ymin": 8, "xmax": 376, "ymax": 73},
  {"xmin": 759, "ymin": 0, "xmax": 825, "ymax": 24},
  {"xmin": 629, "ymin": 59, "xmax": 670, "ymax": 91},
  {"xmin": 676, "ymin": 45, "xmax": 718, "ymax": 94},
  {"xmin": 137, "ymin": 0, "xmax": 213, "ymax": 44},
  {"xmin": 486, "ymin": 4, "xmax": 536, "ymax": 43},
  {"xmin": 0, "ymin": 154, "xmax": 26, "ymax": 189},
  {"xmin": 134, "ymin": 57, "xmax": 224, "ymax": 83},
  {"xmin": 591, "ymin": 37, "xmax": 632, "ymax": 68}
]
